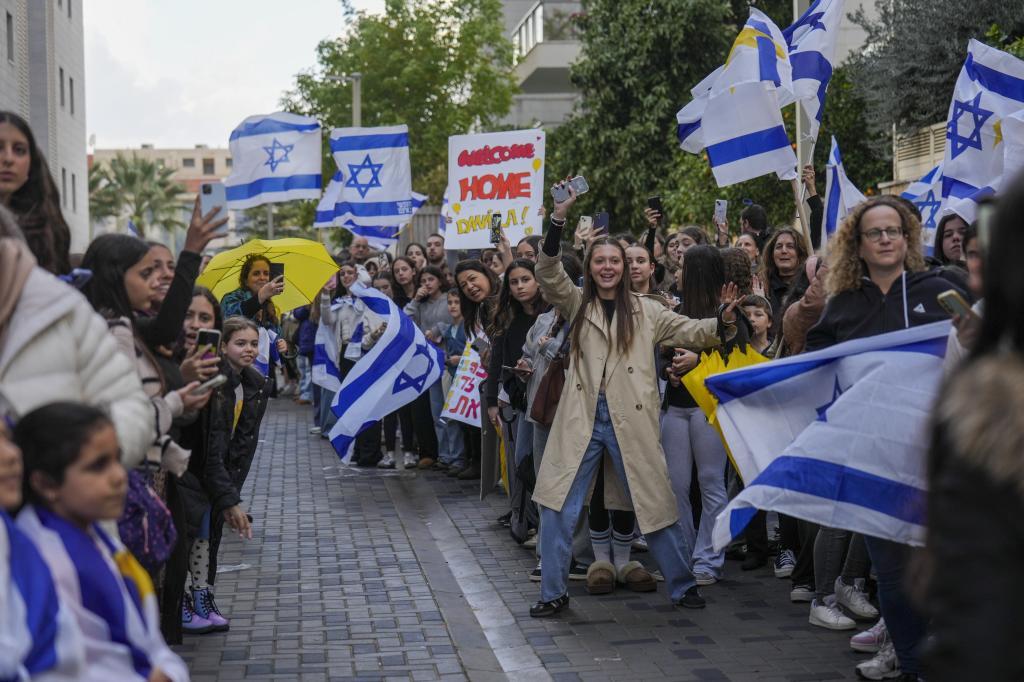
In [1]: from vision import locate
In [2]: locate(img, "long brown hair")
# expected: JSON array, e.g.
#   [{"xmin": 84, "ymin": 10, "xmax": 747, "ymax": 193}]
[
  {"xmin": 488, "ymin": 258, "xmax": 543, "ymax": 339},
  {"xmin": 759, "ymin": 227, "xmax": 809, "ymax": 284},
  {"xmin": 238, "ymin": 253, "xmax": 279, "ymax": 327},
  {"xmin": 571, "ymin": 237, "xmax": 635, "ymax": 362}
]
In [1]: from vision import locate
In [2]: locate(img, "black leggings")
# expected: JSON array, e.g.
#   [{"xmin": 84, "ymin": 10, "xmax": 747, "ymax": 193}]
[{"xmin": 588, "ymin": 460, "xmax": 635, "ymax": 534}]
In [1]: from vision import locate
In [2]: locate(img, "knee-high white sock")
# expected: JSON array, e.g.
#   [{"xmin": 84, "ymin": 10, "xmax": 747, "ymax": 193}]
[
  {"xmin": 189, "ymin": 538, "xmax": 211, "ymax": 591},
  {"xmin": 612, "ymin": 530, "xmax": 633, "ymax": 571},
  {"xmin": 590, "ymin": 527, "xmax": 611, "ymax": 564}
]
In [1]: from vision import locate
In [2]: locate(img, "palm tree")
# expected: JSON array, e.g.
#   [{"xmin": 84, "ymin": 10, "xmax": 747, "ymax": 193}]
[{"xmin": 89, "ymin": 154, "xmax": 186, "ymax": 236}]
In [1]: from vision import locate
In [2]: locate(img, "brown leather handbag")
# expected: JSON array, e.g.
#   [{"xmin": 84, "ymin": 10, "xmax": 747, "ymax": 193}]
[{"xmin": 529, "ymin": 317, "xmax": 571, "ymax": 427}]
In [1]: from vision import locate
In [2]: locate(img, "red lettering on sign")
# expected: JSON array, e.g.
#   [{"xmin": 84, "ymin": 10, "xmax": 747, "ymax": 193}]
[
  {"xmin": 457, "ymin": 144, "xmax": 535, "ymax": 167},
  {"xmin": 458, "ymin": 172, "xmax": 531, "ymax": 201}
]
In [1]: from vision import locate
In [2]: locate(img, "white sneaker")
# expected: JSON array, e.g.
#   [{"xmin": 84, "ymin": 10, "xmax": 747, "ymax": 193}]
[
  {"xmin": 854, "ymin": 641, "xmax": 901, "ymax": 680},
  {"xmin": 522, "ymin": 534, "xmax": 538, "ymax": 549},
  {"xmin": 790, "ymin": 584, "xmax": 814, "ymax": 602},
  {"xmin": 377, "ymin": 452, "xmax": 395, "ymax": 469},
  {"xmin": 851, "ymin": 618, "xmax": 888, "ymax": 653},
  {"xmin": 309, "ymin": 426, "xmax": 321, "ymax": 435},
  {"xmin": 809, "ymin": 598, "xmax": 856, "ymax": 630},
  {"xmin": 835, "ymin": 577, "xmax": 879, "ymax": 620},
  {"xmin": 403, "ymin": 451, "xmax": 418, "ymax": 468}
]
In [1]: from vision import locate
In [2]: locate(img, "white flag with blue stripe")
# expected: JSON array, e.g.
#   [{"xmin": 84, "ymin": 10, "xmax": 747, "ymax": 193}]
[
  {"xmin": 676, "ymin": 10, "xmax": 797, "ymax": 187},
  {"xmin": 822, "ymin": 136, "xmax": 866, "ymax": 243},
  {"xmin": 707, "ymin": 321, "xmax": 951, "ymax": 550},
  {"xmin": 312, "ymin": 312, "xmax": 342, "ymax": 393},
  {"xmin": 224, "ymin": 112, "xmax": 323, "ymax": 210},
  {"xmin": 940, "ymin": 40, "xmax": 1024, "ymax": 224},
  {"xmin": 327, "ymin": 283, "xmax": 444, "ymax": 459},
  {"xmin": 900, "ymin": 163, "xmax": 944, "ymax": 254},
  {"xmin": 782, "ymin": 0, "xmax": 844, "ymax": 146},
  {"xmin": 253, "ymin": 327, "xmax": 280, "ymax": 377},
  {"xmin": 314, "ymin": 125, "xmax": 426, "ymax": 248}
]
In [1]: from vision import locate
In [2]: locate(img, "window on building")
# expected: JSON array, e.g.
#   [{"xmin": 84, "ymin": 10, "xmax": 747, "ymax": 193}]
[
  {"xmin": 202, "ymin": 158, "xmax": 215, "ymax": 175},
  {"xmin": 69, "ymin": 77, "xmax": 74, "ymax": 115},
  {"xmin": 5, "ymin": 13, "xmax": 13, "ymax": 63},
  {"xmin": 59, "ymin": 67, "xmax": 65, "ymax": 107},
  {"xmin": 61, "ymin": 168, "xmax": 67, "ymax": 208},
  {"xmin": 71, "ymin": 173, "xmax": 76, "ymax": 212},
  {"xmin": 182, "ymin": 158, "xmax": 195, "ymax": 168},
  {"xmin": 225, "ymin": 157, "xmax": 233, "ymax": 168}
]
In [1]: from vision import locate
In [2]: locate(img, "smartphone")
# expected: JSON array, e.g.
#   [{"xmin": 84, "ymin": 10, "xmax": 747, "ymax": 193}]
[
  {"xmin": 489, "ymin": 212, "xmax": 503, "ymax": 244},
  {"xmin": 195, "ymin": 329, "xmax": 221, "ymax": 357},
  {"xmin": 714, "ymin": 199, "xmax": 728, "ymax": 225},
  {"xmin": 269, "ymin": 262, "xmax": 285, "ymax": 281},
  {"xmin": 647, "ymin": 196, "xmax": 664, "ymax": 223},
  {"xmin": 199, "ymin": 182, "xmax": 228, "ymax": 233},
  {"xmin": 550, "ymin": 175, "xmax": 589, "ymax": 203},
  {"xmin": 594, "ymin": 211, "xmax": 610, "ymax": 235},
  {"xmin": 577, "ymin": 215, "xmax": 593, "ymax": 232},
  {"xmin": 189, "ymin": 374, "xmax": 227, "ymax": 396},
  {"xmin": 502, "ymin": 365, "xmax": 533, "ymax": 375},
  {"xmin": 937, "ymin": 290, "xmax": 975, "ymax": 319}
]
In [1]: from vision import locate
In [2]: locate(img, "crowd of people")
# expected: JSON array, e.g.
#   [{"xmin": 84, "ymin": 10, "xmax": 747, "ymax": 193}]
[{"xmin": 2, "ymin": 99, "xmax": 1021, "ymax": 682}]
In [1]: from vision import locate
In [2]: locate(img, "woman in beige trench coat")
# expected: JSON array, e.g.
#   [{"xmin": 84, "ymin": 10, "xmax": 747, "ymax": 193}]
[{"xmin": 530, "ymin": 182, "xmax": 738, "ymax": 617}]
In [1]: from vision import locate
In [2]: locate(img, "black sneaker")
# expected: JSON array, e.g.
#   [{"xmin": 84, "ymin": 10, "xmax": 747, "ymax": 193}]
[
  {"xmin": 676, "ymin": 586, "xmax": 707, "ymax": 609},
  {"xmin": 529, "ymin": 565, "xmax": 542, "ymax": 582},
  {"xmin": 529, "ymin": 594, "xmax": 569, "ymax": 617},
  {"xmin": 497, "ymin": 511, "xmax": 512, "ymax": 527},
  {"xmin": 568, "ymin": 559, "xmax": 589, "ymax": 580},
  {"xmin": 741, "ymin": 553, "xmax": 767, "ymax": 571}
]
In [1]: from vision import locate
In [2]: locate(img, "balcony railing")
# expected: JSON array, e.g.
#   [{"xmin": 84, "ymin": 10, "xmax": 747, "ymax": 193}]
[{"xmin": 512, "ymin": 1, "xmax": 582, "ymax": 63}]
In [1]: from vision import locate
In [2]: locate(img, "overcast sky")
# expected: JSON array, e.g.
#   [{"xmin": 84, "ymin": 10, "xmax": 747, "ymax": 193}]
[{"xmin": 84, "ymin": 0, "xmax": 383, "ymax": 150}]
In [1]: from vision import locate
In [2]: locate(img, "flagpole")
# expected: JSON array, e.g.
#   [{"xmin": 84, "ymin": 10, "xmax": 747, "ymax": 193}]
[
  {"xmin": 791, "ymin": 177, "xmax": 811, "ymax": 246},
  {"xmin": 266, "ymin": 204, "xmax": 275, "ymax": 239}
]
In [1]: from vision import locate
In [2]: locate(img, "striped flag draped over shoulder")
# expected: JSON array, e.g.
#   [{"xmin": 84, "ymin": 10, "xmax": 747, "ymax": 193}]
[
  {"xmin": 707, "ymin": 322, "xmax": 952, "ymax": 551},
  {"xmin": 224, "ymin": 112, "xmax": 323, "ymax": 210},
  {"xmin": 327, "ymin": 283, "xmax": 444, "ymax": 459}
]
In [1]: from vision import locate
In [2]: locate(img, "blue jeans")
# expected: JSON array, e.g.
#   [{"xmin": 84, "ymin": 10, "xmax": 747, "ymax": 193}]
[
  {"xmin": 864, "ymin": 535, "xmax": 926, "ymax": 674},
  {"xmin": 297, "ymin": 354, "xmax": 313, "ymax": 401},
  {"xmin": 539, "ymin": 394, "xmax": 696, "ymax": 602},
  {"xmin": 431, "ymin": 380, "xmax": 464, "ymax": 465},
  {"xmin": 660, "ymin": 406, "xmax": 728, "ymax": 577}
]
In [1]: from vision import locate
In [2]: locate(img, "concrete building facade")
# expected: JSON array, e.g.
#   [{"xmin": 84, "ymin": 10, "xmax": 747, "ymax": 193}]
[{"xmin": 0, "ymin": 0, "xmax": 88, "ymax": 249}]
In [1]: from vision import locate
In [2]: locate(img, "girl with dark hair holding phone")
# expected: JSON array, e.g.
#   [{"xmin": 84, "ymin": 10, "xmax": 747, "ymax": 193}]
[
  {"xmin": 529, "ymin": 182, "xmax": 738, "ymax": 617},
  {"xmin": 0, "ymin": 111, "xmax": 72, "ymax": 275},
  {"xmin": 404, "ymin": 265, "xmax": 452, "ymax": 469},
  {"xmin": 451, "ymin": 259, "xmax": 502, "ymax": 481},
  {"xmin": 220, "ymin": 255, "xmax": 288, "ymax": 355}
]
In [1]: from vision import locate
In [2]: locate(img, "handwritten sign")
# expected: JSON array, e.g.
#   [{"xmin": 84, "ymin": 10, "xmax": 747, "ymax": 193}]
[
  {"xmin": 445, "ymin": 129, "xmax": 545, "ymax": 249},
  {"xmin": 441, "ymin": 341, "xmax": 488, "ymax": 427}
]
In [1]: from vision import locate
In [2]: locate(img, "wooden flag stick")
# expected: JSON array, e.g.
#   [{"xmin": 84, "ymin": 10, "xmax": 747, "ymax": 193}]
[{"xmin": 790, "ymin": 177, "xmax": 811, "ymax": 247}]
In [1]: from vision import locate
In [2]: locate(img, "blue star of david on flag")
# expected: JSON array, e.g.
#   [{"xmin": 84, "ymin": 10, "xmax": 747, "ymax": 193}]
[
  {"xmin": 915, "ymin": 189, "xmax": 942, "ymax": 229},
  {"xmin": 393, "ymin": 342, "xmax": 436, "ymax": 394},
  {"xmin": 947, "ymin": 92, "xmax": 994, "ymax": 159},
  {"xmin": 345, "ymin": 154, "xmax": 384, "ymax": 198},
  {"xmin": 262, "ymin": 138, "xmax": 294, "ymax": 172},
  {"xmin": 815, "ymin": 377, "xmax": 844, "ymax": 422}
]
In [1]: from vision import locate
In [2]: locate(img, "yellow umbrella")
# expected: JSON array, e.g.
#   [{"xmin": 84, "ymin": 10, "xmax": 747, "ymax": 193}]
[{"xmin": 196, "ymin": 238, "xmax": 339, "ymax": 314}]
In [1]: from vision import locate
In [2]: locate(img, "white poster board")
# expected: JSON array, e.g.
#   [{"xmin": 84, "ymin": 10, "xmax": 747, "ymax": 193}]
[
  {"xmin": 445, "ymin": 129, "xmax": 545, "ymax": 249},
  {"xmin": 441, "ymin": 342, "xmax": 489, "ymax": 427}
]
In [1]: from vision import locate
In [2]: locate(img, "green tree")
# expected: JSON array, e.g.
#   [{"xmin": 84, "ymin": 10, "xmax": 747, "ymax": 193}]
[
  {"xmin": 283, "ymin": 0, "xmax": 516, "ymax": 204},
  {"xmin": 849, "ymin": 0, "xmax": 1024, "ymax": 137},
  {"xmin": 89, "ymin": 154, "xmax": 186, "ymax": 235},
  {"xmin": 545, "ymin": 0, "xmax": 736, "ymax": 230}
]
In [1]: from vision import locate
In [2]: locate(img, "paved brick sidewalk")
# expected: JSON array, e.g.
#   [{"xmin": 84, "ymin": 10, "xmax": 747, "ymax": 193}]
[{"xmin": 177, "ymin": 400, "xmax": 866, "ymax": 681}]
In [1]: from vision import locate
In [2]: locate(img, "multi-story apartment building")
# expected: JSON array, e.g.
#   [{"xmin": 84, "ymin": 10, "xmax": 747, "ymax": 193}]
[{"xmin": 0, "ymin": 0, "xmax": 89, "ymax": 249}]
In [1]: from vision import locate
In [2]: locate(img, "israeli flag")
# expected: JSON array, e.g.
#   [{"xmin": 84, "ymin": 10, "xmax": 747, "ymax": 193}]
[
  {"xmin": 900, "ymin": 164, "xmax": 944, "ymax": 254},
  {"xmin": 224, "ymin": 112, "xmax": 323, "ymax": 210},
  {"xmin": 822, "ymin": 136, "xmax": 866, "ymax": 242},
  {"xmin": 327, "ymin": 283, "xmax": 444, "ymax": 460},
  {"xmin": 314, "ymin": 125, "xmax": 427, "ymax": 248},
  {"xmin": 676, "ymin": 10, "xmax": 797, "ymax": 187},
  {"xmin": 940, "ymin": 40, "xmax": 1024, "ymax": 223},
  {"xmin": 782, "ymin": 0, "xmax": 844, "ymax": 146},
  {"xmin": 707, "ymin": 321, "xmax": 951, "ymax": 551},
  {"xmin": 253, "ymin": 328, "xmax": 280, "ymax": 377},
  {"xmin": 312, "ymin": 312, "xmax": 342, "ymax": 393},
  {"xmin": 439, "ymin": 185, "xmax": 452, "ymax": 237}
]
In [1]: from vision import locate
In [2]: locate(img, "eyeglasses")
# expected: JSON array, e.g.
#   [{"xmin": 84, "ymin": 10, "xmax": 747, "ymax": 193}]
[{"xmin": 860, "ymin": 227, "xmax": 904, "ymax": 243}]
